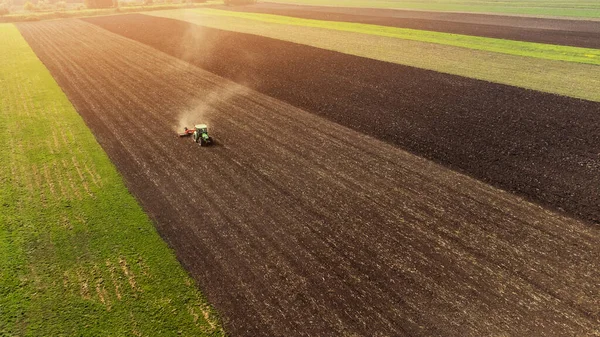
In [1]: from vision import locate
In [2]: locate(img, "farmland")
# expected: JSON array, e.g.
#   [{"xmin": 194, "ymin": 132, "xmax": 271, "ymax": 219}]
[
  {"xmin": 210, "ymin": 2, "xmax": 600, "ymax": 48},
  {"xmin": 86, "ymin": 13, "xmax": 600, "ymax": 225},
  {"xmin": 0, "ymin": 23, "xmax": 223, "ymax": 335},
  {"xmin": 14, "ymin": 12, "xmax": 600, "ymax": 337},
  {"xmin": 3, "ymin": 1, "xmax": 600, "ymax": 335},
  {"xmin": 188, "ymin": 8, "xmax": 600, "ymax": 61},
  {"xmin": 147, "ymin": 8, "xmax": 600, "ymax": 102},
  {"xmin": 268, "ymin": 0, "xmax": 600, "ymax": 18}
]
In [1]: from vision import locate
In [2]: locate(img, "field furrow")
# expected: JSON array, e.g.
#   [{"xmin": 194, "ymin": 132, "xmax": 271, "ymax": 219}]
[
  {"xmin": 87, "ymin": 14, "xmax": 600, "ymax": 224},
  {"xmin": 17, "ymin": 19, "xmax": 600, "ymax": 336}
]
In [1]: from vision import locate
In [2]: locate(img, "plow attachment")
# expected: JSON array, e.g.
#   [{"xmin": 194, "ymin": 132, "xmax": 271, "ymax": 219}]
[{"xmin": 178, "ymin": 127, "xmax": 194, "ymax": 137}]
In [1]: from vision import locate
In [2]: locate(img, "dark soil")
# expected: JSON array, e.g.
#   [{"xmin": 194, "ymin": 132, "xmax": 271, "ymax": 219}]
[
  {"xmin": 206, "ymin": 2, "xmax": 600, "ymax": 48},
  {"xmin": 17, "ymin": 18, "xmax": 600, "ymax": 337},
  {"xmin": 85, "ymin": 14, "xmax": 600, "ymax": 225}
]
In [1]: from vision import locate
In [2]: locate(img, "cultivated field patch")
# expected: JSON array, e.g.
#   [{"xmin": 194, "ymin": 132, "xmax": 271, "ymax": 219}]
[
  {"xmin": 146, "ymin": 10, "xmax": 600, "ymax": 102},
  {"xmin": 189, "ymin": 8, "xmax": 600, "ymax": 65},
  {"xmin": 86, "ymin": 14, "xmax": 600, "ymax": 224},
  {"xmin": 17, "ymin": 18, "xmax": 600, "ymax": 336},
  {"xmin": 211, "ymin": 3, "xmax": 600, "ymax": 48},
  {"xmin": 269, "ymin": 0, "xmax": 600, "ymax": 18},
  {"xmin": 0, "ymin": 23, "xmax": 223, "ymax": 336}
]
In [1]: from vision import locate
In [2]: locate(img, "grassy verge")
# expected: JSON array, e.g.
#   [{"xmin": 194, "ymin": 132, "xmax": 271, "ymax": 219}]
[
  {"xmin": 192, "ymin": 9, "xmax": 600, "ymax": 65},
  {"xmin": 269, "ymin": 0, "xmax": 600, "ymax": 18},
  {"xmin": 0, "ymin": 23, "xmax": 225, "ymax": 336},
  {"xmin": 148, "ymin": 9, "xmax": 600, "ymax": 102}
]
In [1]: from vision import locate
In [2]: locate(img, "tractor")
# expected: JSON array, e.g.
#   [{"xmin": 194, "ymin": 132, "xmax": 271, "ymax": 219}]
[{"xmin": 179, "ymin": 124, "xmax": 214, "ymax": 146}]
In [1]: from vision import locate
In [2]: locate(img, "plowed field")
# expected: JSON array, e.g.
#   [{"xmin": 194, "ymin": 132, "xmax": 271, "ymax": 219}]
[
  {"xmin": 209, "ymin": 3, "xmax": 600, "ymax": 48},
  {"xmin": 17, "ymin": 19, "xmax": 600, "ymax": 336},
  {"xmin": 86, "ymin": 14, "xmax": 600, "ymax": 225}
]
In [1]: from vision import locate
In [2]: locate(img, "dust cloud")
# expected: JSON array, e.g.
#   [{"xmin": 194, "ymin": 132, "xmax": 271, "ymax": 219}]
[
  {"xmin": 162, "ymin": 12, "xmax": 256, "ymax": 134},
  {"xmin": 174, "ymin": 82, "xmax": 250, "ymax": 133}
]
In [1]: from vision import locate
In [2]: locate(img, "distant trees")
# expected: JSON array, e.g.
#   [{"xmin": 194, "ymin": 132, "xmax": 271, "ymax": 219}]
[
  {"xmin": 84, "ymin": 0, "xmax": 114, "ymax": 8},
  {"xmin": 0, "ymin": 0, "xmax": 10, "ymax": 14},
  {"xmin": 0, "ymin": 1, "xmax": 7, "ymax": 14},
  {"xmin": 223, "ymin": 0, "xmax": 256, "ymax": 5},
  {"xmin": 23, "ymin": 0, "xmax": 35, "ymax": 10},
  {"xmin": 20, "ymin": 0, "xmax": 71, "ymax": 11},
  {"xmin": 34, "ymin": 0, "xmax": 53, "ymax": 10},
  {"xmin": 0, "ymin": 0, "xmax": 9, "ymax": 9}
]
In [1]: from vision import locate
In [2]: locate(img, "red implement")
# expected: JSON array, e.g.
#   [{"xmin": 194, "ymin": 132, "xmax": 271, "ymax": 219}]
[{"xmin": 178, "ymin": 127, "xmax": 194, "ymax": 137}]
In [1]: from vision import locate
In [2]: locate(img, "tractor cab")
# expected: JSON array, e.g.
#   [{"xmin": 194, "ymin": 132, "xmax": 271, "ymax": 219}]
[
  {"xmin": 195, "ymin": 124, "xmax": 208, "ymax": 135},
  {"xmin": 193, "ymin": 124, "xmax": 213, "ymax": 146}
]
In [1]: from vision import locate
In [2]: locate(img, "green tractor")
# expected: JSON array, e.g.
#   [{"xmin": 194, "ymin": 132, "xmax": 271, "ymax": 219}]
[{"xmin": 179, "ymin": 124, "xmax": 214, "ymax": 146}]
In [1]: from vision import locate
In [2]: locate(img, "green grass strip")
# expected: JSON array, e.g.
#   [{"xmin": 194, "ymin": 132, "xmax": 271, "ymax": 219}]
[
  {"xmin": 0, "ymin": 23, "xmax": 224, "ymax": 336},
  {"xmin": 269, "ymin": 0, "xmax": 600, "ymax": 18},
  {"xmin": 195, "ymin": 8, "xmax": 600, "ymax": 66}
]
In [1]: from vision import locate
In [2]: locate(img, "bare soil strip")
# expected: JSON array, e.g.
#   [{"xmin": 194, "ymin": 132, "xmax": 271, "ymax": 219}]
[
  {"xmin": 18, "ymin": 19, "xmax": 600, "ymax": 336},
  {"xmin": 85, "ymin": 14, "xmax": 600, "ymax": 225},
  {"xmin": 207, "ymin": 3, "xmax": 600, "ymax": 48}
]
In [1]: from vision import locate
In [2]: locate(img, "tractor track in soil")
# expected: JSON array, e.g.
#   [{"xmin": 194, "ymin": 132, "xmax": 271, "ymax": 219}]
[
  {"xmin": 85, "ymin": 14, "xmax": 600, "ymax": 225},
  {"xmin": 17, "ymin": 19, "xmax": 600, "ymax": 336},
  {"xmin": 206, "ymin": 2, "xmax": 600, "ymax": 49}
]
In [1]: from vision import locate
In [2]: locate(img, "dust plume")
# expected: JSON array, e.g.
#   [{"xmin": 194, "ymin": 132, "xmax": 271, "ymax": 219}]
[
  {"xmin": 161, "ymin": 11, "xmax": 256, "ymax": 133},
  {"xmin": 174, "ymin": 82, "xmax": 250, "ymax": 133}
]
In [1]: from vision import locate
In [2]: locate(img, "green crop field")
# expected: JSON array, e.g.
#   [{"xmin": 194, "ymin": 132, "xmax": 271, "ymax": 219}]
[
  {"xmin": 0, "ymin": 24, "xmax": 224, "ymax": 336},
  {"xmin": 149, "ymin": 9, "xmax": 600, "ymax": 102},
  {"xmin": 198, "ymin": 9, "xmax": 600, "ymax": 66},
  {"xmin": 269, "ymin": 0, "xmax": 600, "ymax": 18}
]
